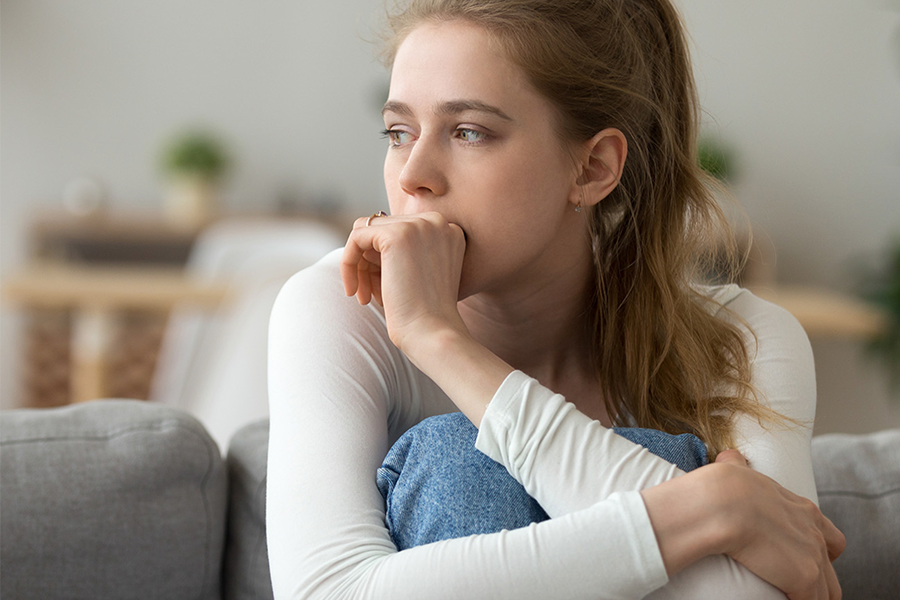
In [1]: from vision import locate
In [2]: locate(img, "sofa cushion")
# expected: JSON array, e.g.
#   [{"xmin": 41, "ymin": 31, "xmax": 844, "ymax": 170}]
[
  {"xmin": 225, "ymin": 420, "xmax": 900, "ymax": 599},
  {"xmin": 0, "ymin": 400, "xmax": 227, "ymax": 600},
  {"xmin": 224, "ymin": 419, "xmax": 273, "ymax": 600},
  {"xmin": 812, "ymin": 429, "xmax": 900, "ymax": 600}
]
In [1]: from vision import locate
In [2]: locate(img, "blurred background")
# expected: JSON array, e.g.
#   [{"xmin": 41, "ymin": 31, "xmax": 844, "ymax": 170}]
[{"xmin": 2, "ymin": 0, "xmax": 898, "ymax": 444}]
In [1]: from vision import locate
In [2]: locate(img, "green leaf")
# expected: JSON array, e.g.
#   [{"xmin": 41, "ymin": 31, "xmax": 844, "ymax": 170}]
[{"xmin": 160, "ymin": 130, "xmax": 230, "ymax": 180}]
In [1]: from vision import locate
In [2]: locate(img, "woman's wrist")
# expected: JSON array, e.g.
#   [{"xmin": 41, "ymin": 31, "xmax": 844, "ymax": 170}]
[
  {"xmin": 403, "ymin": 324, "xmax": 514, "ymax": 427},
  {"xmin": 640, "ymin": 464, "xmax": 737, "ymax": 576}
]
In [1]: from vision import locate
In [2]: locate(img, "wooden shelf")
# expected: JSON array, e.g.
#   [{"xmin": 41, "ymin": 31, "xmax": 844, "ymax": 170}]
[
  {"xmin": 749, "ymin": 285, "xmax": 889, "ymax": 339},
  {"xmin": 27, "ymin": 209, "xmax": 354, "ymax": 265},
  {"xmin": 2, "ymin": 263, "xmax": 230, "ymax": 404},
  {"xmin": 2, "ymin": 264, "xmax": 229, "ymax": 311},
  {"xmin": 7, "ymin": 210, "xmax": 350, "ymax": 407}
]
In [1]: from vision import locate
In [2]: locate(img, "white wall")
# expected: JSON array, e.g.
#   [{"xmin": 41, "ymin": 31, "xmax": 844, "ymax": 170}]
[
  {"xmin": 678, "ymin": 0, "xmax": 900, "ymax": 432},
  {"xmin": 681, "ymin": 0, "xmax": 900, "ymax": 288},
  {"xmin": 1, "ymin": 0, "xmax": 390, "ymax": 408},
  {"xmin": 2, "ymin": 0, "xmax": 899, "ymax": 431}
]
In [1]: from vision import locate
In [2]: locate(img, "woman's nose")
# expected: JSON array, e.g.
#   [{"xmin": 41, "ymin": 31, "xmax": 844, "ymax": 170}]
[{"xmin": 398, "ymin": 136, "xmax": 448, "ymax": 198}]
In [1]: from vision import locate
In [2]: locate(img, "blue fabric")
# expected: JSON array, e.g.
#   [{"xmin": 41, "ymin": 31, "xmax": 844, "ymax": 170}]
[{"xmin": 377, "ymin": 412, "xmax": 708, "ymax": 550}]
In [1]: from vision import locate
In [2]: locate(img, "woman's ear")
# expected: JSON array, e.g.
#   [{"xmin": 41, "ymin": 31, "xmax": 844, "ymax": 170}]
[{"xmin": 571, "ymin": 128, "xmax": 627, "ymax": 208}]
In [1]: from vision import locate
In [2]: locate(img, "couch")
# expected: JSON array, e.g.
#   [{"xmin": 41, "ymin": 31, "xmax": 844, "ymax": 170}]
[{"xmin": 1, "ymin": 400, "xmax": 898, "ymax": 599}]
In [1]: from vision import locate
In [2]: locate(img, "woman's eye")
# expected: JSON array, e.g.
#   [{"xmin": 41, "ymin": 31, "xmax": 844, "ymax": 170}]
[
  {"xmin": 381, "ymin": 129, "xmax": 413, "ymax": 147},
  {"xmin": 456, "ymin": 128, "xmax": 486, "ymax": 144}
]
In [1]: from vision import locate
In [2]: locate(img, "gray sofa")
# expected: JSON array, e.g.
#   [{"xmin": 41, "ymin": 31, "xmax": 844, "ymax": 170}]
[{"xmin": 1, "ymin": 400, "xmax": 898, "ymax": 599}]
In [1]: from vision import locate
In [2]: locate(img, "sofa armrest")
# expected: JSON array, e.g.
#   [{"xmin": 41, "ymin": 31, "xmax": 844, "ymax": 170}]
[
  {"xmin": 0, "ymin": 400, "xmax": 227, "ymax": 600},
  {"xmin": 224, "ymin": 419, "xmax": 273, "ymax": 600},
  {"xmin": 812, "ymin": 429, "xmax": 900, "ymax": 600}
]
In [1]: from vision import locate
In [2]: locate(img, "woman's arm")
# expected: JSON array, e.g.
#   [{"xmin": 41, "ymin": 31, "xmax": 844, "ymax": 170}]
[
  {"xmin": 268, "ymin": 252, "xmax": 841, "ymax": 600},
  {"xmin": 469, "ymin": 288, "xmax": 842, "ymax": 599},
  {"xmin": 471, "ymin": 370, "xmax": 835, "ymax": 600},
  {"xmin": 642, "ymin": 450, "xmax": 842, "ymax": 600},
  {"xmin": 267, "ymin": 252, "xmax": 670, "ymax": 599},
  {"xmin": 341, "ymin": 214, "xmax": 816, "ymax": 507},
  {"xmin": 337, "ymin": 215, "xmax": 840, "ymax": 598},
  {"xmin": 472, "ymin": 288, "xmax": 815, "ymax": 508}
]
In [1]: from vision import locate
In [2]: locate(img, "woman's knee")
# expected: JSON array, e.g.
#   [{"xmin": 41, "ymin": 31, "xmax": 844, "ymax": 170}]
[
  {"xmin": 377, "ymin": 413, "xmax": 547, "ymax": 549},
  {"xmin": 612, "ymin": 427, "xmax": 709, "ymax": 471}
]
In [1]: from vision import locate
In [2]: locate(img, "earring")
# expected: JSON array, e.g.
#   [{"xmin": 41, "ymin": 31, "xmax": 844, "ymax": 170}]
[{"xmin": 575, "ymin": 187, "xmax": 585, "ymax": 213}]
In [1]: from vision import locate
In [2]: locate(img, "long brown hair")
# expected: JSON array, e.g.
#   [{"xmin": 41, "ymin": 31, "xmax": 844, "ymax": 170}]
[{"xmin": 381, "ymin": 0, "xmax": 781, "ymax": 456}]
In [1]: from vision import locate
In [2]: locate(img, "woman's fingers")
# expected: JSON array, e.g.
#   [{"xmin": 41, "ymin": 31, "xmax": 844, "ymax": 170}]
[
  {"xmin": 714, "ymin": 451, "xmax": 845, "ymax": 559},
  {"xmin": 339, "ymin": 212, "xmax": 467, "ymax": 354},
  {"xmin": 713, "ymin": 449, "xmax": 747, "ymax": 466},
  {"xmin": 341, "ymin": 216, "xmax": 389, "ymax": 303},
  {"xmin": 738, "ymin": 480, "xmax": 842, "ymax": 598},
  {"xmin": 697, "ymin": 454, "xmax": 845, "ymax": 600},
  {"xmin": 340, "ymin": 235, "xmax": 366, "ymax": 297},
  {"xmin": 370, "ymin": 269, "xmax": 383, "ymax": 306},
  {"xmin": 822, "ymin": 513, "xmax": 846, "ymax": 562},
  {"xmin": 356, "ymin": 258, "xmax": 373, "ymax": 305},
  {"xmin": 362, "ymin": 248, "xmax": 382, "ymax": 266},
  {"xmin": 824, "ymin": 560, "xmax": 841, "ymax": 600},
  {"xmin": 789, "ymin": 558, "xmax": 839, "ymax": 600}
]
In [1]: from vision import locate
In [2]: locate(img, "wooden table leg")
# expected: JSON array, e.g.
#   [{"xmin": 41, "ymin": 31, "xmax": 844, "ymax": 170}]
[{"xmin": 71, "ymin": 307, "xmax": 114, "ymax": 403}]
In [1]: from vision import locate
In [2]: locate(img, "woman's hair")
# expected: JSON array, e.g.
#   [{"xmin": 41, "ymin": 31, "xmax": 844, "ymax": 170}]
[{"xmin": 380, "ymin": 0, "xmax": 780, "ymax": 456}]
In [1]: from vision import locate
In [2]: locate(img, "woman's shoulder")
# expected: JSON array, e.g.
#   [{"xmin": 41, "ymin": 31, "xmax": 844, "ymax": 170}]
[
  {"xmin": 695, "ymin": 283, "xmax": 805, "ymax": 335},
  {"xmin": 279, "ymin": 247, "xmax": 358, "ymax": 294},
  {"xmin": 269, "ymin": 248, "xmax": 453, "ymax": 436},
  {"xmin": 694, "ymin": 282, "xmax": 744, "ymax": 307},
  {"xmin": 270, "ymin": 247, "xmax": 392, "ymax": 357},
  {"xmin": 275, "ymin": 248, "xmax": 384, "ymax": 318},
  {"xmin": 696, "ymin": 282, "xmax": 813, "ymax": 375},
  {"xmin": 694, "ymin": 282, "xmax": 764, "ymax": 316}
]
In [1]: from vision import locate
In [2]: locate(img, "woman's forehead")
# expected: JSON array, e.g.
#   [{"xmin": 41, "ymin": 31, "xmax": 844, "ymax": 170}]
[{"xmin": 389, "ymin": 21, "xmax": 540, "ymax": 117}]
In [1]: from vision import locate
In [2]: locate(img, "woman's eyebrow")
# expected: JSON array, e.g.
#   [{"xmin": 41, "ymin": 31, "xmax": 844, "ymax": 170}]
[
  {"xmin": 436, "ymin": 100, "xmax": 513, "ymax": 121},
  {"xmin": 382, "ymin": 100, "xmax": 413, "ymax": 117},
  {"xmin": 382, "ymin": 99, "xmax": 513, "ymax": 122}
]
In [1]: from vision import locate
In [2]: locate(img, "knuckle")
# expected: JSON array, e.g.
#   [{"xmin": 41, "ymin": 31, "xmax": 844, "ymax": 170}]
[
  {"xmin": 422, "ymin": 211, "xmax": 453, "ymax": 231},
  {"xmin": 796, "ymin": 558, "xmax": 822, "ymax": 589},
  {"xmin": 395, "ymin": 220, "xmax": 415, "ymax": 236},
  {"xmin": 836, "ymin": 529, "xmax": 847, "ymax": 552},
  {"xmin": 795, "ymin": 563, "xmax": 819, "ymax": 594},
  {"xmin": 816, "ymin": 532, "xmax": 828, "ymax": 554},
  {"xmin": 802, "ymin": 497, "xmax": 817, "ymax": 510},
  {"xmin": 797, "ymin": 499, "xmax": 818, "ymax": 520}
]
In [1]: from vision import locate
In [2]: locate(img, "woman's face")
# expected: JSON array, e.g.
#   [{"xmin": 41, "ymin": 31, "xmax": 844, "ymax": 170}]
[{"xmin": 383, "ymin": 20, "xmax": 590, "ymax": 299}]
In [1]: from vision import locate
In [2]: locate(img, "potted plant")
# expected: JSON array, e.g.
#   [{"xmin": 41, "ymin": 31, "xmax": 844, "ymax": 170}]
[
  {"xmin": 697, "ymin": 135, "xmax": 737, "ymax": 183},
  {"xmin": 160, "ymin": 130, "xmax": 230, "ymax": 227},
  {"xmin": 860, "ymin": 238, "xmax": 900, "ymax": 396}
]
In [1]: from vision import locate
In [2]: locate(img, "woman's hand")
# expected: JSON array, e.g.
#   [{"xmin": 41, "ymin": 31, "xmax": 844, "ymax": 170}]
[
  {"xmin": 340, "ymin": 211, "xmax": 468, "ymax": 358},
  {"xmin": 713, "ymin": 450, "xmax": 845, "ymax": 599},
  {"xmin": 642, "ymin": 450, "xmax": 845, "ymax": 600},
  {"xmin": 340, "ymin": 210, "xmax": 513, "ymax": 426}
]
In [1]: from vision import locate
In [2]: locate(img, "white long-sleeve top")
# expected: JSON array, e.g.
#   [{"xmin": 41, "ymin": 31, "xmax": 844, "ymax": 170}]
[{"xmin": 267, "ymin": 249, "xmax": 817, "ymax": 600}]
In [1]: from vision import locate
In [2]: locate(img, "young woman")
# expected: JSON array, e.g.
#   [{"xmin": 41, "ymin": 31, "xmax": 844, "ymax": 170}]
[{"xmin": 267, "ymin": 1, "xmax": 845, "ymax": 598}]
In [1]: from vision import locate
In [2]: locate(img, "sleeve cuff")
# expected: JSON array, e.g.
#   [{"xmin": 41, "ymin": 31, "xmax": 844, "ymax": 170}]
[{"xmin": 474, "ymin": 370, "xmax": 535, "ymax": 468}]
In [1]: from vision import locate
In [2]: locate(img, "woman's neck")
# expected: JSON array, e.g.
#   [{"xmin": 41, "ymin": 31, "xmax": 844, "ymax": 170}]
[{"xmin": 457, "ymin": 253, "xmax": 609, "ymax": 422}]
